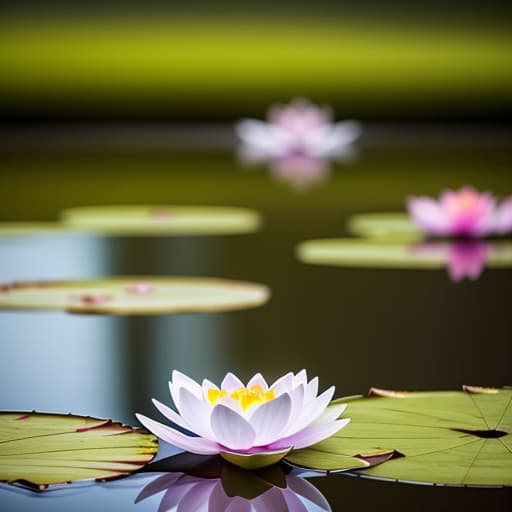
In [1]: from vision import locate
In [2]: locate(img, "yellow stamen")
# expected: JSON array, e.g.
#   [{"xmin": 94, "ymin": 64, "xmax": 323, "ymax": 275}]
[
  {"xmin": 208, "ymin": 385, "xmax": 275, "ymax": 410},
  {"xmin": 208, "ymin": 388, "xmax": 227, "ymax": 405}
]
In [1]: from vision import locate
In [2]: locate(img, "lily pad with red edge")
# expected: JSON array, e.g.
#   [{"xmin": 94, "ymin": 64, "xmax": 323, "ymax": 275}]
[
  {"xmin": 0, "ymin": 277, "xmax": 270, "ymax": 315},
  {"xmin": 286, "ymin": 387, "xmax": 512, "ymax": 487},
  {"xmin": 60, "ymin": 205, "xmax": 262, "ymax": 236},
  {"xmin": 0, "ymin": 412, "xmax": 158, "ymax": 490}
]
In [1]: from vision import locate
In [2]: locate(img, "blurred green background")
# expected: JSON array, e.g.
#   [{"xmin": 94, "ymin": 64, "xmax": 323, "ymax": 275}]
[{"xmin": 1, "ymin": 1, "xmax": 512, "ymax": 121}]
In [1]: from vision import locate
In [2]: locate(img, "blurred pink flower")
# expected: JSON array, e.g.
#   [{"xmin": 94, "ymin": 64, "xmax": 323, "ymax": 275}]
[
  {"xmin": 136, "ymin": 470, "xmax": 331, "ymax": 512},
  {"xmin": 136, "ymin": 370, "xmax": 349, "ymax": 469},
  {"xmin": 236, "ymin": 99, "xmax": 361, "ymax": 189},
  {"xmin": 237, "ymin": 98, "xmax": 361, "ymax": 159},
  {"xmin": 407, "ymin": 186, "xmax": 512, "ymax": 237}
]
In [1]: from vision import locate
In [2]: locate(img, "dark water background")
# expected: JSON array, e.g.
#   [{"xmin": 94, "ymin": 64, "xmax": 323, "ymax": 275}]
[{"xmin": 0, "ymin": 131, "xmax": 511, "ymax": 510}]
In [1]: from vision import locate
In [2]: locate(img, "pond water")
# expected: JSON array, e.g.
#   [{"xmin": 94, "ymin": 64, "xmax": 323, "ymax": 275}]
[{"xmin": 0, "ymin": 131, "xmax": 511, "ymax": 510}]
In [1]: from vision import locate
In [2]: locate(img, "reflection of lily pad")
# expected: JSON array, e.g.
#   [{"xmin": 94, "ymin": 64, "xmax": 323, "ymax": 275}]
[
  {"xmin": 348, "ymin": 213, "xmax": 421, "ymax": 240},
  {"xmin": 60, "ymin": 205, "xmax": 262, "ymax": 235},
  {"xmin": 0, "ymin": 277, "xmax": 270, "ymax": 315},
  {"xmin": 0, "ymin": 412, "xmax": 158, "ymax": 489},
  {"xmin": 290, "ymin": 387, "xmax": 512, "ymax": 486},
  {"xmin": 296, "ymin": 239, "xmax": 512, "ymax": 269}
]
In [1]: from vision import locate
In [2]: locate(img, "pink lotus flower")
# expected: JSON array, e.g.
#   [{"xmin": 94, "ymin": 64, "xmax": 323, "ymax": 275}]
[
  {"xmin": 407, "ymin": 186, "xmax": 512, "ymax": 238},
  {"xmin": 236, "ymin": 99, "xmax": 360, "ymax": 190},
  {"xmin": 136, "ymin": 370, "xmax": 349, "ymax": 469},
  {"xmin": 136, "ymin": 469, "xmax": 331, "ymax": 512}
]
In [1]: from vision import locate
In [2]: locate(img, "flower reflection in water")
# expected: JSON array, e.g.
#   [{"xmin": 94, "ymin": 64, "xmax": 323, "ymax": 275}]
[
  {"xmin": 236, "ymin": 98, "xmax": 361, "ymax": 190},
  {"xmin": 412, "ymin": 241, "xmax": 490, "ymax": 282},
  {"xmin": 136, "ymin": 453, "xmax": 331, "ymax": 512}
]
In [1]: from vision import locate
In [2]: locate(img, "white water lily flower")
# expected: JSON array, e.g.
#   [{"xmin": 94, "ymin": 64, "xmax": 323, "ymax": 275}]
[{"xmin": 136, "ymin": 370, "xmax": 349, "ymax": 469}]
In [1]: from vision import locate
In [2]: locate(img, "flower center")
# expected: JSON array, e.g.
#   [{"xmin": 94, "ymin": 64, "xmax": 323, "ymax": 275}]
[
  {"xmin": 208, "ymin": 385, "xmax": 275, "ymax": 410},
  {"xmin": 447, "ymin": 191, "xmax": 481, "ymax": 216}
]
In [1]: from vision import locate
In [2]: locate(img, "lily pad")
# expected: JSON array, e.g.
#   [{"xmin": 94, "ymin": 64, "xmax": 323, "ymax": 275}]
[
  {"xmin": 0, "ymin": 223, "xmax": 75, "ymax": 238},
  {"xmin": 347, "ymin": 213, "xmax": 422, "ymax": 240},
  {"xmin": 296, "ymin": 238, "xmax": 512, "ymax": 269},
  {"xmin": 0, "ymin": 412, "xmax": 158, "ymax": 489},
  {"xmin": 0, "ymin": 277, "xmax": 270, "ymax": 315},
  {"xmin": 288, "ymin": 387, "xmax": 512, "ymax": 487},
  {"xmin": 60, "ymin": 205, "xmax": 262, "ymax": 236}
]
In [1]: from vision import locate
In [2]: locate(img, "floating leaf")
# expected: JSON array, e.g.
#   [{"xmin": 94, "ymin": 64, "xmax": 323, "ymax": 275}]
[
  {"xmin": 0, "ymin": 412, "xmax": 158, "ymax": 489},
  {"xmin": 0, "ymin": 223, "xmax": 73, "ymax": 238},
  {"xmin": 0, "ymin": 277, "xmax": 270, "ymax": 315},
  {"xmin": 296, "ymin": 238, "xmax": 512, "ymax": 269},
  {"xmin": 347, "ymin": 213, "xmax": 422, "ymax": 240},
  {"xmin": 60, "ymin": 205, "xmax": 261, "ymax": 235},
  {"xmin": 288, "ymin": 387, "xmax": 512, "ymax": 486}
]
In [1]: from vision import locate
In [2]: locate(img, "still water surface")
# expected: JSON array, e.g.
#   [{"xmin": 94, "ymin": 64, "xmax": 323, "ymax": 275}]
[{"xmin": 0, "ymin": 137, "xmax": 511, "ymax": 510}]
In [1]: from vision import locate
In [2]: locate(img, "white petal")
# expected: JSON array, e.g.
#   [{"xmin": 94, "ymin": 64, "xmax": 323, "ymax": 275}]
[
  {"xmin": 293, "ymin": 369, "xmax": 308, "ymax": 388},
  {"xmin": 210, "ymin": 405, "xmax": 256, "ymax": 450},
  {"xmin": 178, "ymin": 387, "xmax": 213, "ymax": 438},
  {"xmin": 253, "ymin": 488, "xmax": 289, "ymax": 512},
  {"xmin": 287, "ymin": 476, "xmax": 332, "ymax": 511},
  {"xmin": 236, "ymin": 119, "xmax": 292, "ymax": 157},
  {"xmin": 282, "ymin": 384, "xmax": 304, "ymax": 434},
  {"xmin": 313, "ymin": 403, "xmax": 347, "ymax": 425},
  {"xmin": 221, "ymin": 372, "xmax": 245, "ymax": 392},
  {"xmin": 135, "ymin": 473, "xmax": 181, "ymax": 503},
  {"xmin": 158, "ymin": 482, "xmax": 196, "ymax": 512},
  {"xmin": 303, "ymin": 121, "xmax": 361, "ymax": 157},
  {"xmin": 249, "ymin": 392, "xmax": 292, "ymax": 446},
  {"xmin": 176, "ymin": 481, "xmax": 214, "ymax": 512},
  {"xmin": 152, "ymin": 398, "xmax": 191, "ymax": 432},
  {"xmin": 270, "ymin": 372, "xmax": 294, "ymax": 395},
  {"xmin": 135, "ymin": 413, "xmax": 220, "ymax": 455},
  {"xmin": 215, "ymin": 394, "xmax": 244, "ymax": 415},
  {"xmin": 169, "ymin": 370, "xmax": 202, "ymax": 410},
  {"xmin": 172, "ymin": 370, "xmax": 202, "ymax": 398},
  {"xmin": 208, "ymin": 482, "xmax": 233, "ymax": 512},
  {"xmin": 304, "ymin": 377, "xmax": 319, "ymax": 403},
  {"xmin": 247, "ymin": 372, "xmax": 269, "ymax": 391},
  {"xmin": 202, "ymin": 378, "xmax": 219, "ymax": 402},
  {"xmin": 286, "ymin": 387, "xmax": 335, "ymax": 436},
  {"xmin": 407, "ymin": 197, "xmax": 450, "ymax": 236},
  {"xmin": 226, "ymin": 497, "xmax": 252, "ymax": 512},
  {"xmin": 282, "ymin": 490, "xmax": 309, "ymax": 512},
  {"xmin": 279, "ymin": 418, "xmax": 350, "ymax": 450}
]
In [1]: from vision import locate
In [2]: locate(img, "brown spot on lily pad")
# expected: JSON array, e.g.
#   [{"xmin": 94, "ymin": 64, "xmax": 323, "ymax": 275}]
[
  {"xmin": 369, "ymin": 388, "xmax": 409, "ymax": 398},
  {"xmin": 462, "ymin": 385, "xmax": 499, "ymax": 394}
]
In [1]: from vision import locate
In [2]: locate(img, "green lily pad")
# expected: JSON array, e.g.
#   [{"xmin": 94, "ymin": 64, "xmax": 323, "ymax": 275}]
[
  {"xmin": 0, "ymin": 223, "xmax": 74, "ymax": 238},
  {"xmin": 0, "ymin": 412, "xmax": 158, "ymax": 489},
  {"xmin": 0, "ymin": 277, "xmax": 270, "ymax": 315},
  {"xmin": 60, "ymin": 205, "xmax": 262, "ymax": 236},
  {"xmin": 296, "ymin": 239, "xmax": 512, "ymax": 269},
  {"xmin": 347, "ymin": 213, "xmax": 421, "ymax": 240},
  {"xmin": 288, "ymin": 387, "xmax": 512, "ymax": 487}
]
